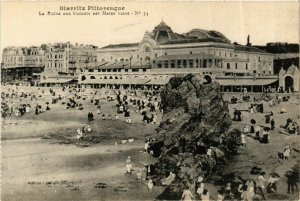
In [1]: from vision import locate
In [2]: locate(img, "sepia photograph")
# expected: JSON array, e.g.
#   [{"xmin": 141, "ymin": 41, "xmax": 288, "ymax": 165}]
[{"xmin": 1, "ymin": 1, "xmax": 299, "ymax": 201}]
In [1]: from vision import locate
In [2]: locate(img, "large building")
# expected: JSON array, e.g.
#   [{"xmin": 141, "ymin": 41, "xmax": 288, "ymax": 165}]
[
  {"xmin": 43, "ymin": 42, "xmax": 97, "ymax": 75},
  {"xmin": 1, "ymin": 46, "xmax": 45, "ymax": 82},
  {"xmin": 1, "ymin": 43, "xmax": 98, "ymax": 84},
  {"xmin": 78, "ymin": 21, "xmax": 277, "ymax": 92}
]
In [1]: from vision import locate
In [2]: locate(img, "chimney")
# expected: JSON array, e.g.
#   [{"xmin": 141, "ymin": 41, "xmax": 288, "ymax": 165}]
[{"xmin": 247, "ymin": 35, "xmax": 252, "ymax": 46}]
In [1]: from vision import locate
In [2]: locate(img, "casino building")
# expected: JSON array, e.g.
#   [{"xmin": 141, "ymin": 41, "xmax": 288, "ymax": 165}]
[{"xmin": 77, "ymin": 21, "xmax": 278, "ymax": 92}]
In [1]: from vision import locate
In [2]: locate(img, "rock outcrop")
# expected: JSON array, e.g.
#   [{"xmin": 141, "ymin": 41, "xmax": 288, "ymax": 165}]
[{"xmin": 149, "ymin": 74, "xmax": 241, "ymax": 200}]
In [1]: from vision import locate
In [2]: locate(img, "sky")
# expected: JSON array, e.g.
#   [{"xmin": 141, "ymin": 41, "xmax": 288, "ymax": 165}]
[{"xmin": 1, "ymin": 1, "xmax": 299, "ymax": 53}]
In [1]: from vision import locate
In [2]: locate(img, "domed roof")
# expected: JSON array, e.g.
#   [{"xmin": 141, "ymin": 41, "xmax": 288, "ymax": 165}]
[
  {"xmin": 154, "ymin": 21, "xmax": 171, "ymax": 31},
  {"xmin": 186, "ymin": 29, "xmax": 230, "ymax": 43}
]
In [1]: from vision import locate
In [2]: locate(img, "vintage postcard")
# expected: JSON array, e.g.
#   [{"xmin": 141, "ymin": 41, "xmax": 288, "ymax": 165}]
[{"xmin": 1, "ymin": 1, "xmax": 299, "ymax": 201}]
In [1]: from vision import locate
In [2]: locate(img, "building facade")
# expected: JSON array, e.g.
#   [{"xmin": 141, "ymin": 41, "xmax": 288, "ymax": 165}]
[
  {"xmin": 79, "ymin": 21, "xmax": 276, "ymax": 91},
  {"xmin": 43, "ymin": 42, "xmax": 98, "ymax": 75},
  {"xmin": 69, "ymin": 44, "xmax": 98, "ymax": 74},
  {"xmin": 1, "ymin": 46, "xmax": 45, "ymax": 82},
  {"xmin": 1, "ymin": 43, "xmax": 98, "ymax": 84}
]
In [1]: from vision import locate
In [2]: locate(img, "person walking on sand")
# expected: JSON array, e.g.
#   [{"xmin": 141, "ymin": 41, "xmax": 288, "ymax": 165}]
[
  {"xmin": 255, "ymin": 125, "xmax": 261, "ymax": 140},
  {"xmin": 147, "ymin": 179, "xmax": 154, "ymax": 191},
  {"xmin": 257, "ymin": 172, "xmax": 266, "ymax": 200},
  {"xmin": 286, "ymin": 169, "xmax": 299, "ymax": 194},
  {"xmin": 196, "ymin": 176, "xmax": 205, "ymax": 197},
  {"xmin": 283, "ymin": 145, "xmax": 291, "ymax": 160},
  {"xmin": 270, "ymin": 119, "xmax": 275, "ymax": 130},
  {"xmin": 241, "ymin": 133, "xmax": 247, "ymax": 146},
  {"xmin": 125, "ymin": 162, "xmax": 132, "ymax": 175},
  {"xmin": 182, "ymin": 185, "xmax": 194, "ymax": 201}
]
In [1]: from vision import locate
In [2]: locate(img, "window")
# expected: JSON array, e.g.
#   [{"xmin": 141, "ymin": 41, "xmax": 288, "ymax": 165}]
[
  {"xmin": 165, "ymin": 53, "xmax": 167, "ymax": 56},
  {"xmin": 157, "ymin": 63, "xmax": 162, "ymax": 68},
  {"xmin": 190, "ymin": 51, "xmax": 193, "ymax": 54},
  {"xmin": 246, "ymin": 64, "xmax": 248, "ymax": 70},
  {"xmin": 183, "ymin": 60, "xmax": 187, "ymax": 68},
  {"xmin": 90, "ymin": 76, "xmax": 95, "ymax": 79},
  {"xmin": 107, "ymin": 69, "xmax": 111, "ymax": 72},
  {"xmin": 203, "ymin": 59, "xmax": 207, "ymax": 68},
  {"xmin": 104, "ymin": 76, "xmax": 107, "ymax": 79},
  {"xmin": 227, "ymin": 63, "xmax": 230, "ymax": 69},
  {"xmin": 171, "ymin": 60, "xmax": 175, "ymax": 68},
  {"xmin": 177, "ymin": 60, "xmax": 181, "ymax": 68},
  {"xmin": 164, "ymin": 60, "xmax": 168, "ymax": 68},
  {"xmin": 113, "ymin": 69, "xmax": 117, "ymax": 72},
  {"xmin": 235, "ymin": 63, "xmax": 238, "ymax": 69},
  {"xmin": 125, "ymin": 69, "xmax": 128, "ymax": 72},
  {"xmin": 188, "ymin": 60, "xmax": 193, "ymax": 68},
  {"xmin": 155, "ymin": 53, "xmax": 158, "ymax": 58},
  {"xmin": 88, "ymin": 69, "xmax": 94, "ymax": 72},
  {"xmin": 253, "ymin": 70, "xmax": 256, "ymax": 73},
  {"xmin": 263, "ymin": 70, "xmax": 266, "ymax": 74},
  {"xmin": 269, "ymin": 71, "xmax": 272, "ymax": 74},
  {"xmin": 143, "ymin": 69, "xmax": 147, "ymax": 72}
]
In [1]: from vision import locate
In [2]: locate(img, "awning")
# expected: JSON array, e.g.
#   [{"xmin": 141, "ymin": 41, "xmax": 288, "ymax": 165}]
[
  {"xmin": 124, "ymin": 60, "xmax": 151, "ymax": 69},
  {"xmin": 40, "ymin": 78, "xmax": 76, "ymax": 84},
  {"xmin": 216, "ymin": 78, "xmax": 278, "ymax": 86},
  {"xmin": 81, "ymin": 78, "xmax": 166, "ymax": 85}
]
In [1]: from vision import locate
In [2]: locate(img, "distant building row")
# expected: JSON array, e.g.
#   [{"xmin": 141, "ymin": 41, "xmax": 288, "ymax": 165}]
[
  {"xmin": 1, "ymin": 43, "xmax": 97, "ymax": 81},
  {"xmin": 1, "ymin": 21, "xmax": 299, "ymax": 92}
]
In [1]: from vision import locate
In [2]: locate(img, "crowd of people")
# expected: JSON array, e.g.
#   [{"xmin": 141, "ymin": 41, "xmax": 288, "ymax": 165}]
[{"xmin": 1, "ymin": 82, "xmax": 299, "ymax": 201}]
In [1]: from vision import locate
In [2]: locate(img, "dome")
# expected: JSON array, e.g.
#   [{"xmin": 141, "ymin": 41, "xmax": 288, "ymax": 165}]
[
  {"xmin": 186, "ymin": 29, "xmax": 230, "ymax": 43},
  {"xmin": 154, "ymin": 21, "xmax": 171, "ymax": 31},
  {"xmin": 186, "ymin": 29, "xmax": 211, "ymax": 39},
  {"xmin": 152, "ymin": 21, "xmax": 180, "ymax": 44}
]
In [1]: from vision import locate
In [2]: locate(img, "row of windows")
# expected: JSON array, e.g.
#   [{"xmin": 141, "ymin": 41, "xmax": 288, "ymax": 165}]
[
  {"xmin": 48, "ymin": 54, "xmax": 63, "ymax": 59},
  {"xmin": 226, "ymin": 63, "xmax": 249, "ymax": 70},
  {"xmin": 47, "ymin": 63, "xmax": 63, "ymax": 68},
  {"xmin": 156, "ymin": 59, "xmax": 220, "ymax": 68},
  {"xmin": 86, "ymin": 68, "xmax": 147, "ymax": 73},
  {"xmin": 4, "ymin": 57, "xmax": 23, "ymax": 61}
]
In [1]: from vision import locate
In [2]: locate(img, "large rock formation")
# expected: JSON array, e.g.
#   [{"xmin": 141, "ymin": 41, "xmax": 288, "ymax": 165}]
[{"xmin": 149, "ymin": 74, "xmax": 241, "ymax": 200}]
